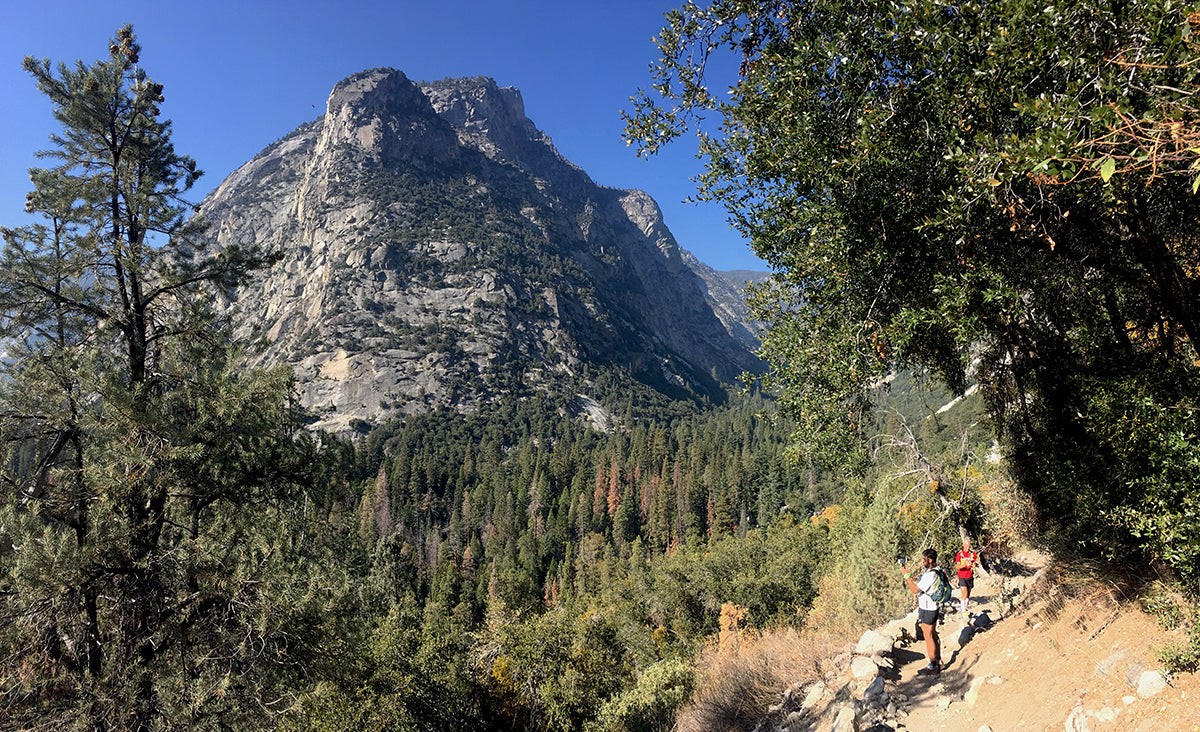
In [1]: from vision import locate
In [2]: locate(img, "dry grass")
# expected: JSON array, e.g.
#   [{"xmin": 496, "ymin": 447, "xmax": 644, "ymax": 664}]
[
  {"xmin": 675, "ymin": 617, "xmax": 850, "ymax": 732},
  {"xmin": 1018, "ymin": 554, "xmax": 1147, "ymax": 641}
]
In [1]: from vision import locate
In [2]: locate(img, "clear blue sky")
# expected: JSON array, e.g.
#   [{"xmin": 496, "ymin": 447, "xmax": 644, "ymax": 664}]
[{"xmin": 1, "ymin": 0, "xmax": 765, "ymax": 272}]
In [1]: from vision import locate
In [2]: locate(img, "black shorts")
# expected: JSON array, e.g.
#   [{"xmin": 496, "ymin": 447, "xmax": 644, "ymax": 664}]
[
  {"xmin": 917, "ymin": 607, "xmax": 940, "ymax": 626},
  {"xmin": 958, "ymin": 576, "xmax": 974, "ymax": 591}
]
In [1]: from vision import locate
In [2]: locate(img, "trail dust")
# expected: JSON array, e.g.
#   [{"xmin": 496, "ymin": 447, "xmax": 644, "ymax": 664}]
[{"xmin": 885, "ymin": 551, "xmax": 1200, "ymax": 732}]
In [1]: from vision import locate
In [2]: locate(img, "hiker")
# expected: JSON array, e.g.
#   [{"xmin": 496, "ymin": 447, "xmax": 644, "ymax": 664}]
[
  {"xmin": 902, "ymin": 548, "xmax": 943, "ymax": 675},
  {"xmin": 955, "ymin": 536, "xmax": 981, "ymax": 622}
]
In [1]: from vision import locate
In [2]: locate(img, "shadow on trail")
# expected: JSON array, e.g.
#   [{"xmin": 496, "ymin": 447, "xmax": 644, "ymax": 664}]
[
  {"xmin": 946, "ymin": 610, "xmax": 994, "ymax": 668},
  {"xmin": 887, "ymin": 607, "xmax": 997, "ymax": 717},
  {"xmin": 881, "ymin": 647, "xmax": 926, "ymax": 681},
  {"xmin": 988, "ymin": 555, "xmax": 1036, "ymax": 577}
]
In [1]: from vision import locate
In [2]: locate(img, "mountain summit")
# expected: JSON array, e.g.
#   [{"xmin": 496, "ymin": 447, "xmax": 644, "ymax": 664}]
[{"xmin": 197, "ymin": 69, "xmax": 762, "ymax": 432}]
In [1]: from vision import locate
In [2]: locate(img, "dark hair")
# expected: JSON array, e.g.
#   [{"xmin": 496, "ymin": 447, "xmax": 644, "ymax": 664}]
[{"xmin": 922, "ymin": 548, "xmax": 938, "ymax": 562}]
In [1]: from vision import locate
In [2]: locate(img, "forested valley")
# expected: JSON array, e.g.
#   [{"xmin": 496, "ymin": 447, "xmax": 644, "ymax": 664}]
[
  {"xmin": 0, "ymin": 26, "xmax": 991, "ymax": 731},
  {"xmin": 6, "ymin": 1, "xmax": 1200, "ymax": 729}
]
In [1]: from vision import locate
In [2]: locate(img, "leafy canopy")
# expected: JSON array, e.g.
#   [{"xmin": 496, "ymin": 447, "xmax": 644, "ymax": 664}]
[{"xmin": 625, "ymin": 0, "xmax": 1200, "ymax": 582}]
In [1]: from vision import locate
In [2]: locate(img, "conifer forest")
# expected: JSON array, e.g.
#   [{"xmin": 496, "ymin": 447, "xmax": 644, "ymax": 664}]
[{"xmin": 5, "ymin": 2, "xmax": 1200, "ymax": 730}]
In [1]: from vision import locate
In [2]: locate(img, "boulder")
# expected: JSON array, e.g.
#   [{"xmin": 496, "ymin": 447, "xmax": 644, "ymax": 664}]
[
  {"xmin": 850, "ymin": 655, "xmax": 879, "ymax": 679},
  {"xmin": 863, "ymin": 676, "xmax": 885, "ymax": 703},
  {"xmin": 855, "ymin": 629, "xmax": 894, "ymax": 657}
]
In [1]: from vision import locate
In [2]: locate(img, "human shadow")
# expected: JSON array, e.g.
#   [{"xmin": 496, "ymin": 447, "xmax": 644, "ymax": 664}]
[
  {"xmin": 946, "ymin": 610, "xmax": 994, "ymax": 665},
  {"xmin": 882, "ymin": 647, "xmax": 926, "ymax": 681}
]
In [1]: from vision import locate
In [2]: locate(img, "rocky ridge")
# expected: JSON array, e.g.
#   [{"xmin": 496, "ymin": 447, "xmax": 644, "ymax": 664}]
[{"xmin": 197, "ymin": 69, "xmax": 763, "ymax": 432}]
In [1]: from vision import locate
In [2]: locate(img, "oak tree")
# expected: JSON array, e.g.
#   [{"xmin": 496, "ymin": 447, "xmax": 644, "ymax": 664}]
[{"xmin": 625, "ymin": 0, "xmax": 1200, "ymax": 579}]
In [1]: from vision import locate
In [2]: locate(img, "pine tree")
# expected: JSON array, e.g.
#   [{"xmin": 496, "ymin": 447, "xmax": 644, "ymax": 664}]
[
  {"xmin": 373, "ymin": 464, "xmax": 393, "ymax": 538},
  {"xmin": 606, "ymin": 454, "xmax": 621, "ymax": 519},
  {"xmin": 0, "ymin": 27, "xmax": 323, "ymax": 730}
]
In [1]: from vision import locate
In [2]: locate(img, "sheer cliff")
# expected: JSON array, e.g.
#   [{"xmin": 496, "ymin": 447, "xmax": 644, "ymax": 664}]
[{"xmin": 197, "ymin": 69, "xmax": 763, "ymax": 431}]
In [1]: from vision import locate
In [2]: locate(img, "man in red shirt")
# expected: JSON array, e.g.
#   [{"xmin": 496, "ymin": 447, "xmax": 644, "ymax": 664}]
[{"xmin": 955, "ymin": 536, "xmax": 981, "ymax": 622}]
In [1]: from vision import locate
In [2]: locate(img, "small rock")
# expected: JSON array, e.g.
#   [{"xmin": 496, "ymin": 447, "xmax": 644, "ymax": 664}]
[
  {"xmin": 987, "ymin": 675, "xmax": 1004, "ymax": 685},
  {"xmin": 1064, "ymin": 704, "xmax": 1089, "ymax": 732},
  {"xmin": 964, "ymin": 676, "xmax": 988, "ymax": 707},
  {"xmin": 1136, "ymin": 670, "xmax": 1167, "ymax": 698},
  {"xmin": 936, "ymin": 696, "xmax": 952, "ymax": 711},
  {"xmin": 1094, "ymin": 707, "xmax": 1119, "ymax": 722},
  {"xmin": 1122, "ymin": 695, "xmax": 1136, "ymax": 705},
  {"xmin": 831, "ymin": 705, "xmax": 857, "ymax": 732},
  {"xmin": 1124, "ymin": 661, "xmax": 1147, "ymax": 689},
  {"xmin": 801, "ymin": 681, "xmax": 826, "ymax": 710},
  {"xmin": 979, "ymin": 726, "xmax": 995, "ymax": 732},
  {"xmin": 785, "ymin": 710, "xmax": 804, "ymax": 725},
  {"xmin": 1095, "ymin": 649, "xmax": 1127, "ymax": 678}
]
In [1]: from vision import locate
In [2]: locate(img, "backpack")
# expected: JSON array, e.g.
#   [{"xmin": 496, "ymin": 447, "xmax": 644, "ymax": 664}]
[{"xmin": 927, "ymin": 568, "xmax": 952, "ymax": 604}]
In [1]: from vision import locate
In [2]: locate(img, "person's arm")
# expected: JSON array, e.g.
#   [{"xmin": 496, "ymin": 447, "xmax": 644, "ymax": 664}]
[{"xmin": 902, "ymin": 564, "xmax": 921, "ymax": 595}]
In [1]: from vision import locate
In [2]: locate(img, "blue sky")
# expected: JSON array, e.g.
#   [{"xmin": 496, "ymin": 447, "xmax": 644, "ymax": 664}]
[{"xmin": 1, "ymin": 0, "xmax": 765, "ymax": 272}]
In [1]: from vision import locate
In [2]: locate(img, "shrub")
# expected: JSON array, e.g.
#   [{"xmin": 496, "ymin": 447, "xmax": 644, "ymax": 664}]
[{"xmin": 589, "ymin": 657, "xmax": 694, "ymax": 732}]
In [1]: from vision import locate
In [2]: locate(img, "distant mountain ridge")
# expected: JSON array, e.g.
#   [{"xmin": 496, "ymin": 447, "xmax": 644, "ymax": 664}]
[{"xmin": 196, "ymin": 69, "xmax": 765, "ymax": 432}]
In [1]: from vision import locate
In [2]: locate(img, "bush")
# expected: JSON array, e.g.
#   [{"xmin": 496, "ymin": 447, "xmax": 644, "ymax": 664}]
[{"xmin": 589, "ymin": 658, "xmax": 694, "ymax": 732}]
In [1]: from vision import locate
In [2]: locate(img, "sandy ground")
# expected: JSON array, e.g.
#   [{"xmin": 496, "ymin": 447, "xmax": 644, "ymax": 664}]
[{"xmin": 887, "ymin": 553, "xmax": 1200, "ymax": 732}]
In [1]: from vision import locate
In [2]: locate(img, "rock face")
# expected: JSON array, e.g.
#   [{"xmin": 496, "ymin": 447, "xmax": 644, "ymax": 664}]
[{"xmin": 197, "ymin": 69, "xmax": 763, "ymax": 431}]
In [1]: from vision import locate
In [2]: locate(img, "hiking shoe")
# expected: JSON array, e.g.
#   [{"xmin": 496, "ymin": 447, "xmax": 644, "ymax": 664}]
[{"xmin": 917, "ymin": 662, "xmax": 941, "ymax": 675}]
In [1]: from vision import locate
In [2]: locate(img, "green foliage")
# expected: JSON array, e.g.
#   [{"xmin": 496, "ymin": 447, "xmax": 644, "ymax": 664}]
[
  {"xmin": 287, "ymin": 602, "xmax": 490, "ymax": 732},
  {"xmin": 588, "ymin": 658, "xmax": 694, "ymax": 732},
  {"xmin": 0, "ymin": 27, "xmax": 335, "ymax": 729},
  {"xmin": 1141, "ymin": 585, "xmax": 1200, "ymax": 675},
  {"xmin": 481, "ymin": 606, "xmax": 632, "ymax": 732},
  {"xmin": 293, "ymin": 390, "xmax": 835, "ymax": 732},
  {"xmin": 625, "ymin": 0, "xmax": 1200, "ymax": 581}
]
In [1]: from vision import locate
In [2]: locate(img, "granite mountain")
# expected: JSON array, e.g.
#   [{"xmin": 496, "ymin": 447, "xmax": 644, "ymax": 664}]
[{"xmin": 196, "ymin": 69, "xmax": 763, "ymax": 432}]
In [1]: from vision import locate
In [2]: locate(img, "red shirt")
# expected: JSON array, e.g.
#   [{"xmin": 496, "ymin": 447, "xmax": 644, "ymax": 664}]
[{"xmin": 955, "ymin": 550, "xmax": 978, "ymax": 579}]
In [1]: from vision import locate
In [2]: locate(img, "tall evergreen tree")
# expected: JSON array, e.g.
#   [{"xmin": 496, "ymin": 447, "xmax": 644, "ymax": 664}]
[{"xmin": 0, "ymin": 27, "xmax": 325, "ymax": 730}]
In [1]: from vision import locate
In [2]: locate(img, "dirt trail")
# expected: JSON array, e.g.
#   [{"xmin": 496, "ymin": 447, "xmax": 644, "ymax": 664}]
[{"xmin": 884, "ymin": 551, "xmax": 1200, "ymax": 732}]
